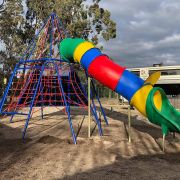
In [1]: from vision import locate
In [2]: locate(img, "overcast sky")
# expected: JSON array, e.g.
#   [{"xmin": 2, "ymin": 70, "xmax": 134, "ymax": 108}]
[
  {"xmin": 100, "ymin": 0, "xmax": 180, "ymax": 67},
  {"xmin": 1, "ymin": 1, "xmax": 180, "ymax": 68}
]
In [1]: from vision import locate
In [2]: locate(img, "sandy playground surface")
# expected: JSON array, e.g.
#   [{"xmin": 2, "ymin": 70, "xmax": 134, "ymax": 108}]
[{"xmin": 0, "ymin": 99, "xmax": 180, "ymax": 180}]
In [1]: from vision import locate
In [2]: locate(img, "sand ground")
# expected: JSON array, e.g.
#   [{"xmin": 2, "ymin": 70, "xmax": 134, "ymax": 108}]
[{"xmin": 0, "ymin": 99, "xmax": 179, "ymax": 180}]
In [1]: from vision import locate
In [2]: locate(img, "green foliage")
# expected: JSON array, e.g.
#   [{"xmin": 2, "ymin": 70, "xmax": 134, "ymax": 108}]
[
  {"xmin": 26, "ymin": 0, "xmax": 116, "ymax": 44},
  {"xmin": 0, "ymin": 0, "xmax": 26, "ymax": 96},
  {"xmin": 0, "ymin": 0, "xmax": 25, "ymax": 70},
  {"xmin": 0, "ymin": 51, "xmax": 8, "ymax": 96},
  {"xmin": 0, "ymin": 0, "xmax": 116, "ymax": 96},
  {"xmin": 0, "ymin": 69, "xmax": 4, "ymax": 97}
]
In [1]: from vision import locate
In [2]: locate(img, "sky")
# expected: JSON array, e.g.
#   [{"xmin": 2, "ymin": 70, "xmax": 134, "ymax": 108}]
[
  {"xmin": 100, "ymin": 0, "xmax": 180, "ymax": 67},
  {"xmin": 1, "ymin": 0, "xmax": 180, "ymax": 68}
]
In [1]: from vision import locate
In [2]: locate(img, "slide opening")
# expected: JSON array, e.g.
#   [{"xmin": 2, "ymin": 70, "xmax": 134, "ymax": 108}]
[{"xmin": 153, "ymin": 90, "xmax": 162, "ymax": 112}]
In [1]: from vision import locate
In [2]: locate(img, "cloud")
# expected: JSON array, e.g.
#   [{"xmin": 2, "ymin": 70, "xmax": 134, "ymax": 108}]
[
  {"xmin": 100, "ymin": 0, "xmax": 180, "ymax": 67},
  {"xmin": 159, "ymin": 34, "xmax": 180, "ymax": 43}
]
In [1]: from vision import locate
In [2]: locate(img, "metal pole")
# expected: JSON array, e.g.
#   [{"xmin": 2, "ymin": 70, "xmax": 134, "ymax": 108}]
[
  {"xmin": 75, "ymin": 71, "xmax": 103, "ymax": 135},
  {"xmin": 54, "ymin": 63, "xmax": 77, "ymax": 144},
  {"xmin": 162, "ymin": 134, "xmax": 165, "ymax": 152},
  {"xmin": 88, "ymin": 76, "xmax": 91, "ymax": 138},
  {"xmin": 50, "ymin": 13, "xmax": 54, "ymax": 58},
  {"xmin": 109, "ymin": 89, "xmax": 111, "ymax": 99},
  {"xmin": 91, "ymin": 80, "xmax": 108, "ymax": 125},
  {"xmin": 128, "ymin": 105, "xmax": 131, "ymax": 143},
  {"xmin": 22, "ymin": 64, "xmax": 45, "ymax": 139},
  {"xmin": 40, "ymin": 81, "xmax": 44, "ymax": 119},
  {"xmin": 0, "ymin": 63, "xmax": 19, "ymax": 112},
  {"xmin": 173, "ymin": 132, "xmax": 176, "ymax": 139}
]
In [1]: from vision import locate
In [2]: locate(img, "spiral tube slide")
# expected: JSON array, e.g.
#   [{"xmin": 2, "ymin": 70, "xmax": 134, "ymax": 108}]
[{"xmin": 60, "ymin": 38, "xmax": 180, "ymax": 136}]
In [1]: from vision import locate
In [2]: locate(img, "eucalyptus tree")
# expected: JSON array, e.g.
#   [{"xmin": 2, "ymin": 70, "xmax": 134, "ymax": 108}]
[{"xmin": 26, "ymin": 0, "xmax": 116, "ymax": 45}]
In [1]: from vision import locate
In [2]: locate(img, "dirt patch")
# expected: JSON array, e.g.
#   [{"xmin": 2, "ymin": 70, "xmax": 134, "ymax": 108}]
[
  {"xmin": 37, "ymin": 135, "xmax": 67, "ymax": 144},
  {"xmin": 0, "ymin": 105, "xmax": 179, "ymax": 180}
]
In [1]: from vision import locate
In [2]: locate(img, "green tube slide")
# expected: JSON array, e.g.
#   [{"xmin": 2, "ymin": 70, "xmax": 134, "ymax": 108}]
[{"xmin": 146, "ymin": 87, "xmax": 180, "ymax": 135}]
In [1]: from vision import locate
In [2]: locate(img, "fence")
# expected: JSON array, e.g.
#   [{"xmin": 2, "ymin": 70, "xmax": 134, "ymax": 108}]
[{"xmin": 168, "ymin": 95, "xmax": 180, "ymax": 109}]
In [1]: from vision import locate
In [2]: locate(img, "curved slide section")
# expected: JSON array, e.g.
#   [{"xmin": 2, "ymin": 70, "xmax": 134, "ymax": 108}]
[
  {"xmin": 60, "ymin": 38, "xmax": 180, "ymax": 136},
  {"xmin": 146, "ymin": 87, "xmax": 180, "ymax": 135}
]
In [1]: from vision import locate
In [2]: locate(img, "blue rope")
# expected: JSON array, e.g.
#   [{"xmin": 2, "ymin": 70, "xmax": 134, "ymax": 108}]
[{"xmin": 50, "ymin": 13, "xmax": 54, "ymax": 57}]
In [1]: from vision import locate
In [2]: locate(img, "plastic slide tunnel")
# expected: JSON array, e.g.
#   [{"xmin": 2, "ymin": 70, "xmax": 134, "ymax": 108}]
[
  {"xmin": 146, "ymin": 87, "xmax": 180, "ymax": 135},
  {"xmin": 60, "ymin": 38, "xmax": 180, "ymax": 135}
]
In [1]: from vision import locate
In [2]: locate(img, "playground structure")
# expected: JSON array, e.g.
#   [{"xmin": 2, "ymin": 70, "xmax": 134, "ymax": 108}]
[
  {"xmin": 0, "ymin": 12, "xmax": 179, "ymax": 147},
  {"xmin": 0, "ymin": 13, "xmax": 108, "ymax": 144},
  {"xmin": 60, "ymin": 38, "xmax": 180, "ymax": 145}
]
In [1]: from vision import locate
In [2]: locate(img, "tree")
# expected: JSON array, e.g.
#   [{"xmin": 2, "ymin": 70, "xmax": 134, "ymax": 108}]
[
  {"xmin": 0, "ymin": 0, "xmax": 25, "ymax": 71},
  {"xmin": 0, "ymin": 0, "xmax": 116, "ymax": 64},
  {"xmin": 0, "ymin": 0, "xmax": 28, "ymax": 96},
  {"xmin": 0, "ymin": 0, "xmax": 116, "ymax": 96},
  {"xmin": 26, "ymin": 0, "xmax": 116, "ymax": 45}
]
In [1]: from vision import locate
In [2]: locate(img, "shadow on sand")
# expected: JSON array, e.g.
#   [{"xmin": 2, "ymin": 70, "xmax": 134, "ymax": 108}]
[
  {"xmin": 0, "ymin": 122, "xmax": 32, "ymax": 172},
  {"xmin": 60, "ymin": 152, "xmax": 180, "ymax": 180}
]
